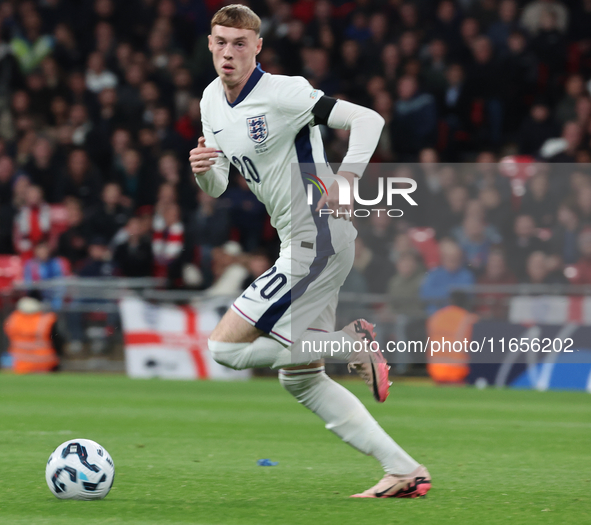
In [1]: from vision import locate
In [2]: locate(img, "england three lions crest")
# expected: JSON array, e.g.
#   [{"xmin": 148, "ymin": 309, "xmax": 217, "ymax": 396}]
[{"xmin": 247, "ymin": 115, "xmax": 268, "ymax": 144}]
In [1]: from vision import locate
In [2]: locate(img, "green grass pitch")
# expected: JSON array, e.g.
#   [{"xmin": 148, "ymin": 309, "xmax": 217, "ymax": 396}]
[{"xmin": 0, "ymin": 374, "xmax": 589, "ymax": 525}]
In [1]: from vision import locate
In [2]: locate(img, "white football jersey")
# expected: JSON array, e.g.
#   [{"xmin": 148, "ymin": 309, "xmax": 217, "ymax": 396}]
[{"xmin": 198, "ymin": 65, "xmax": 356, "ymax": 257}]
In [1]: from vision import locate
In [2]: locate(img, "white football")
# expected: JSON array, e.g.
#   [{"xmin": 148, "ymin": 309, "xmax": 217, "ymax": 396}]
[{"xmin": 45, "ymin": 439, "xmax": 115, "ymax": 500}]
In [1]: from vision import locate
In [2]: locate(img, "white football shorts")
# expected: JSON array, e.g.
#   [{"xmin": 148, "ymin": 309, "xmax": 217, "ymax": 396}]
[{"xmin": 232, "ymin": 242, "xmax": 355, "ymax": 345}]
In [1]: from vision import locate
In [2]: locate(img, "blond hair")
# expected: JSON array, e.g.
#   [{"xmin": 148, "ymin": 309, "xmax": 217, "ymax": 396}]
[{"xmin": 211, "ymin": 4, "xmax": 261, "ymax": 35}]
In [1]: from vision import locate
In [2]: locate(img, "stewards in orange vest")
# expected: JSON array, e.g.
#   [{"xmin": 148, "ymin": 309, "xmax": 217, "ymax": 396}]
[
  {"xmin": 4, "ymin": 297, "xmax": 59, "ymax": 374},
  {"xmin": 426, "ymin": 291, "xmax": 477, "ymax": 384}
]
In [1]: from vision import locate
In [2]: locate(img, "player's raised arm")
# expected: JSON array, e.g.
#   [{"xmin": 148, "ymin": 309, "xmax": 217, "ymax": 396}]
[
  {"xmin": 314, "ymin": 96, "xmax": 385, "ymax": 177},
  {"xmin": 312, "ymin": 97, "xmax": 385, "ymax": 215}
]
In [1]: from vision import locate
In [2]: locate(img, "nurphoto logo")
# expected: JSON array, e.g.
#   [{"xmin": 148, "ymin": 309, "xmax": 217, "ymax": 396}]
[{"xmin": 305, "ymin": 173, "xmax": 418, "ymax": 218}]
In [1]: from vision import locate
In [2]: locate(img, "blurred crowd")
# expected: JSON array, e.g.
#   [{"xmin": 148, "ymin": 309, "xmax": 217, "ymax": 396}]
[{"xmin": 0, "ymin": 0, "xmax": 590, "ymax": 319}]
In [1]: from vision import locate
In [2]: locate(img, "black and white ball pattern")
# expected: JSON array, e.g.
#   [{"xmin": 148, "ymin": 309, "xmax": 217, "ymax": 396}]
[{"xmin": 45, "ymin": 439, "xmax": 115, "ymax": 500}]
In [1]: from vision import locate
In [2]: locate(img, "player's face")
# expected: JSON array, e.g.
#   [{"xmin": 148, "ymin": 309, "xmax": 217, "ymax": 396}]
[{"xmin": 209, "ymin": 25, "xmax": 262, "ymax": 89}]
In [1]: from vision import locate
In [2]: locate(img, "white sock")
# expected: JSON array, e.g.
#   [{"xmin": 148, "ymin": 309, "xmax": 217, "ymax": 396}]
[
  {"xmin": 209, "ymin": 330, "xmax": 356, "ymax": 370},
  {"xmin": 279, "ymin": 366, "xmax": 420, "ymax": 475}
]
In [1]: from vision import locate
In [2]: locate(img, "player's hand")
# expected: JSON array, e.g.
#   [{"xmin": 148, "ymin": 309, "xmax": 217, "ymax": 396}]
[
  {"xmin": 315, "ymin": 171, "xmax": 356, "ymax": 221},
  {"xmin": 189, "ymin": 137, "xmax": 219, "ymax": 176}
]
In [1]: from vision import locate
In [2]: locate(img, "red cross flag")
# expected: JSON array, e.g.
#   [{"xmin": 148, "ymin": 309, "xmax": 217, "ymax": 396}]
[{"xmin": 120, "ymin": 297, "xmax": 250, "ymax": 380}]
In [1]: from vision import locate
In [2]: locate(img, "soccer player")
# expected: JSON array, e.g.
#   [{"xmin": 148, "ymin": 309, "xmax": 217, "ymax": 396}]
[{"xmin": 189, "ymin": 4, "xmax": 431, "ymax": 498}]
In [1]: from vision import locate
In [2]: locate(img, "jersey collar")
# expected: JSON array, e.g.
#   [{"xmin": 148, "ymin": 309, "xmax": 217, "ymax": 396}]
[{"xmin": 226, "ymin": 63, "xmax": 265, "ymax": 108}]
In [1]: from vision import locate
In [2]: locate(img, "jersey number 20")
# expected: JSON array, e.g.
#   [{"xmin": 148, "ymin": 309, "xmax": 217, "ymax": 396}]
[{"xmin": 232, "ymin": 155, "xmax": 260, "ymax": 183}]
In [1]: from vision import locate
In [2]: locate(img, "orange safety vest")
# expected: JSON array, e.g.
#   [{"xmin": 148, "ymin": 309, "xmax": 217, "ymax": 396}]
[
  {"xmin": 4, "ymin": 310, "xmax": 59, "ymax": 374},
  {"xmin": 426, "ymin": 305, "xmax": 477, "ymax": 383}
]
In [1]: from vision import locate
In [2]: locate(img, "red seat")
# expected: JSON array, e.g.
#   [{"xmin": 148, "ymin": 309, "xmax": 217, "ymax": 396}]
[{"xmin": 0, "ymin": 255, "xmax": 23, "ymax": 290}]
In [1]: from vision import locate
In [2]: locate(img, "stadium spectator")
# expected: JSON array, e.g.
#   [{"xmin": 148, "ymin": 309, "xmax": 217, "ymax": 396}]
[
  {"xmin": 523, "ymin": 250, "xmax": 568, "ymax": 284},
  {"xmin": 337, "ymin": 256, "xmax": 369, "ymax": 328},
  {"xmin": 476, "ymin": 248, "xmax": 517, "ymax": 318},
  {"xmin": 42, "ymin": 56, "xmax": 62, "ymax": 88},
  {"xmin": 25, "ymin": 70, "xmax": 52, "ymax": 123},
  {"xmin": 10, "ymin": 9, "xmax": 54, "ymax": 74},
  {"xmin": 488, "ymin": 0, "xmax": 521, "ymax": 52},
  {"xmin": 567, "ymin": 228, "xmax": 591, "ymax": 284},
  {"xmin": 479, "ymin": 186, "xmax": 513, "ymax": 239},
  {"xmin": 85, "ymin": 51, "xmax": 118, "ymax": 94},
  {"xmin": 0, "ymin": 203, "xmax": 13, "ymax": 253},
  {"xmin": 70, "ymin": 236, "xmax": 119, "ymax": 353},
  {"xmin": 518, "ymin": 101, "xmax": 560, "ymax": 156},
  {"xmin": 152, "ymin": 106, "xmax": 187, "ymax": 158},
  {"xmin": 116, "ymin": 148, "xmax": 155, "ymax": 208},
  {"xmin": 11, "ymin": 174, "xmax": 30, "ymax": 211},
  {"xmin": 506, "ymin": 214, "xmax": 549, "ymax": 280},
  {"xmin": 68, "ymin": 103, "xmax": 94, "ymax": 147},
  {"xmin": 387, "ymin": 251, "xmax": 426, "ymax": 372},
  {"xmin": 520, "ymin": 173, "xmax": 557, "ymax": 227},
  {"xmin": 58, "ymin": 148, "xmax": 102, "ymax": 208},
  {"xmin": 53, "ymin": 23, "xmax": 81, "ymax": 71},
  {"xmin": 391, "ymin": 75, "xmax": 437, "ymax": 160},
  {"xmin": 171, "ymin": 68, "xmax": 193, "ymax": 120},
  {"xmin": 175, "ymin": 97, "xmax": 202, "ymax": 144},
  {"xmin": 555, "ymin": 74, "xmax": 585, "ymax": 125},
  {"xmin": 372, "ymin": 91, "xmax": 395, "ymax": 161},
  {"xmin": 421, "ymin": 39, "xmax": 448, "ymax": 100},
  {"xmin": 501, "ymin": 30, "xmax": 539, "ymax": 135},
  {"xmin": 575, "ymin": 184, "xmax": 591, "ymax": 226},
  {"xmin": 14, "ymin": 184, "xmax": 51, "ymax": 260},
  {"xmin": 113, "ymin": 216, "xmax": 154, "ymax": 278},
  {"xmin": 139, "ymin": 80, "xmax": 161, "ymax": 126},
  {"xmin": 48, "ymin": 95, "xmax": 70, "ymax": 129},
  {"xmin": 435, "ymin": 185, "xmax": 469, "ymax": 238},
  {"xmin": 521, "ymin": 0, "xmax": 569, "ymax": 36},
  {"xmin": 77, "ymin": 238, "xmax": 118, "ymax": 279},
  {"xmin": 109, "ymin": 127, "xmax": 132, "ymax": 175},
  {"xmin": 0, "ymin": 155, "xmax": 14, "ymax": 206},
  {"xmin": 433, "ymin": 1, "xmax": 462, "ymax": 51},
  {"xmin": 87, "ymin": 182, "xmax": 130, "ymax": 242},
  {"xmin": 206, "ymin": 240, "xmax": 249, "ymax": 297},
  {"xmin": 93, "ymin": 87, "xmax": 126, "ymax": 167},
  {"xmin": 529, "ymin": 8, "xmax": 567, "ymax": 82},
  {"xmin": 224, "ymin": 175, "xmax": 267, "ymax": 253},
  {"xmin": 116, "ymin": 62, "xmax": 144, "ymax": 116},
  {"xmin": 153, "ymin": 182, "xmax": 177, "ymax": 226},
  {"xmin": 23, "ymin": 136, "xmax": 61, "ymax": 204},
  {"xmin": 23, "ymin": 241, "xmax": 69, "ymax": 310},
  {"xmin": 187, "ymin": 189, "xmax": 231, "ymax": 288},
  {"xmin": 453, "ymin": 214, "xmax": 502, "ymax": 274},
  {"xmin": 56, "ymin": 197, "xmax": 90, "ymax": 270},
  {"xmin": 439, "ymin": 63, "xmax": 472, "ymax": 150},
  {"xmin": 156, "ymin": 151, "xmax": 195, "ymax": 214},
  {"xmin": 466, "ymin": 36, "xmax": 503, "ymax": 146},
  {"xmin": 420, "ymin": 238, "xmax": 475, "ymax": 314},
  {"xmin": 361, "ymin": 212, "xmax": 394, "ymax": 260},
  {"xmin": 352, "ymin": 235, "xmax": 395, "ymax": 294},
  {"xmin": 152, "ymin": 202, "xmax": 184, "ymax": 284},
  {"xmin": 551, "ymin": 202, "xmax": 581, "ymax": 264}
]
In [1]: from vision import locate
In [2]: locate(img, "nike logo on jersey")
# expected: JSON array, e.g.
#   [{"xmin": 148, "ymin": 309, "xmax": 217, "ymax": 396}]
[{"xmin": 213, "ymin": 129, "xmax": 223, "ymax": 134}]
